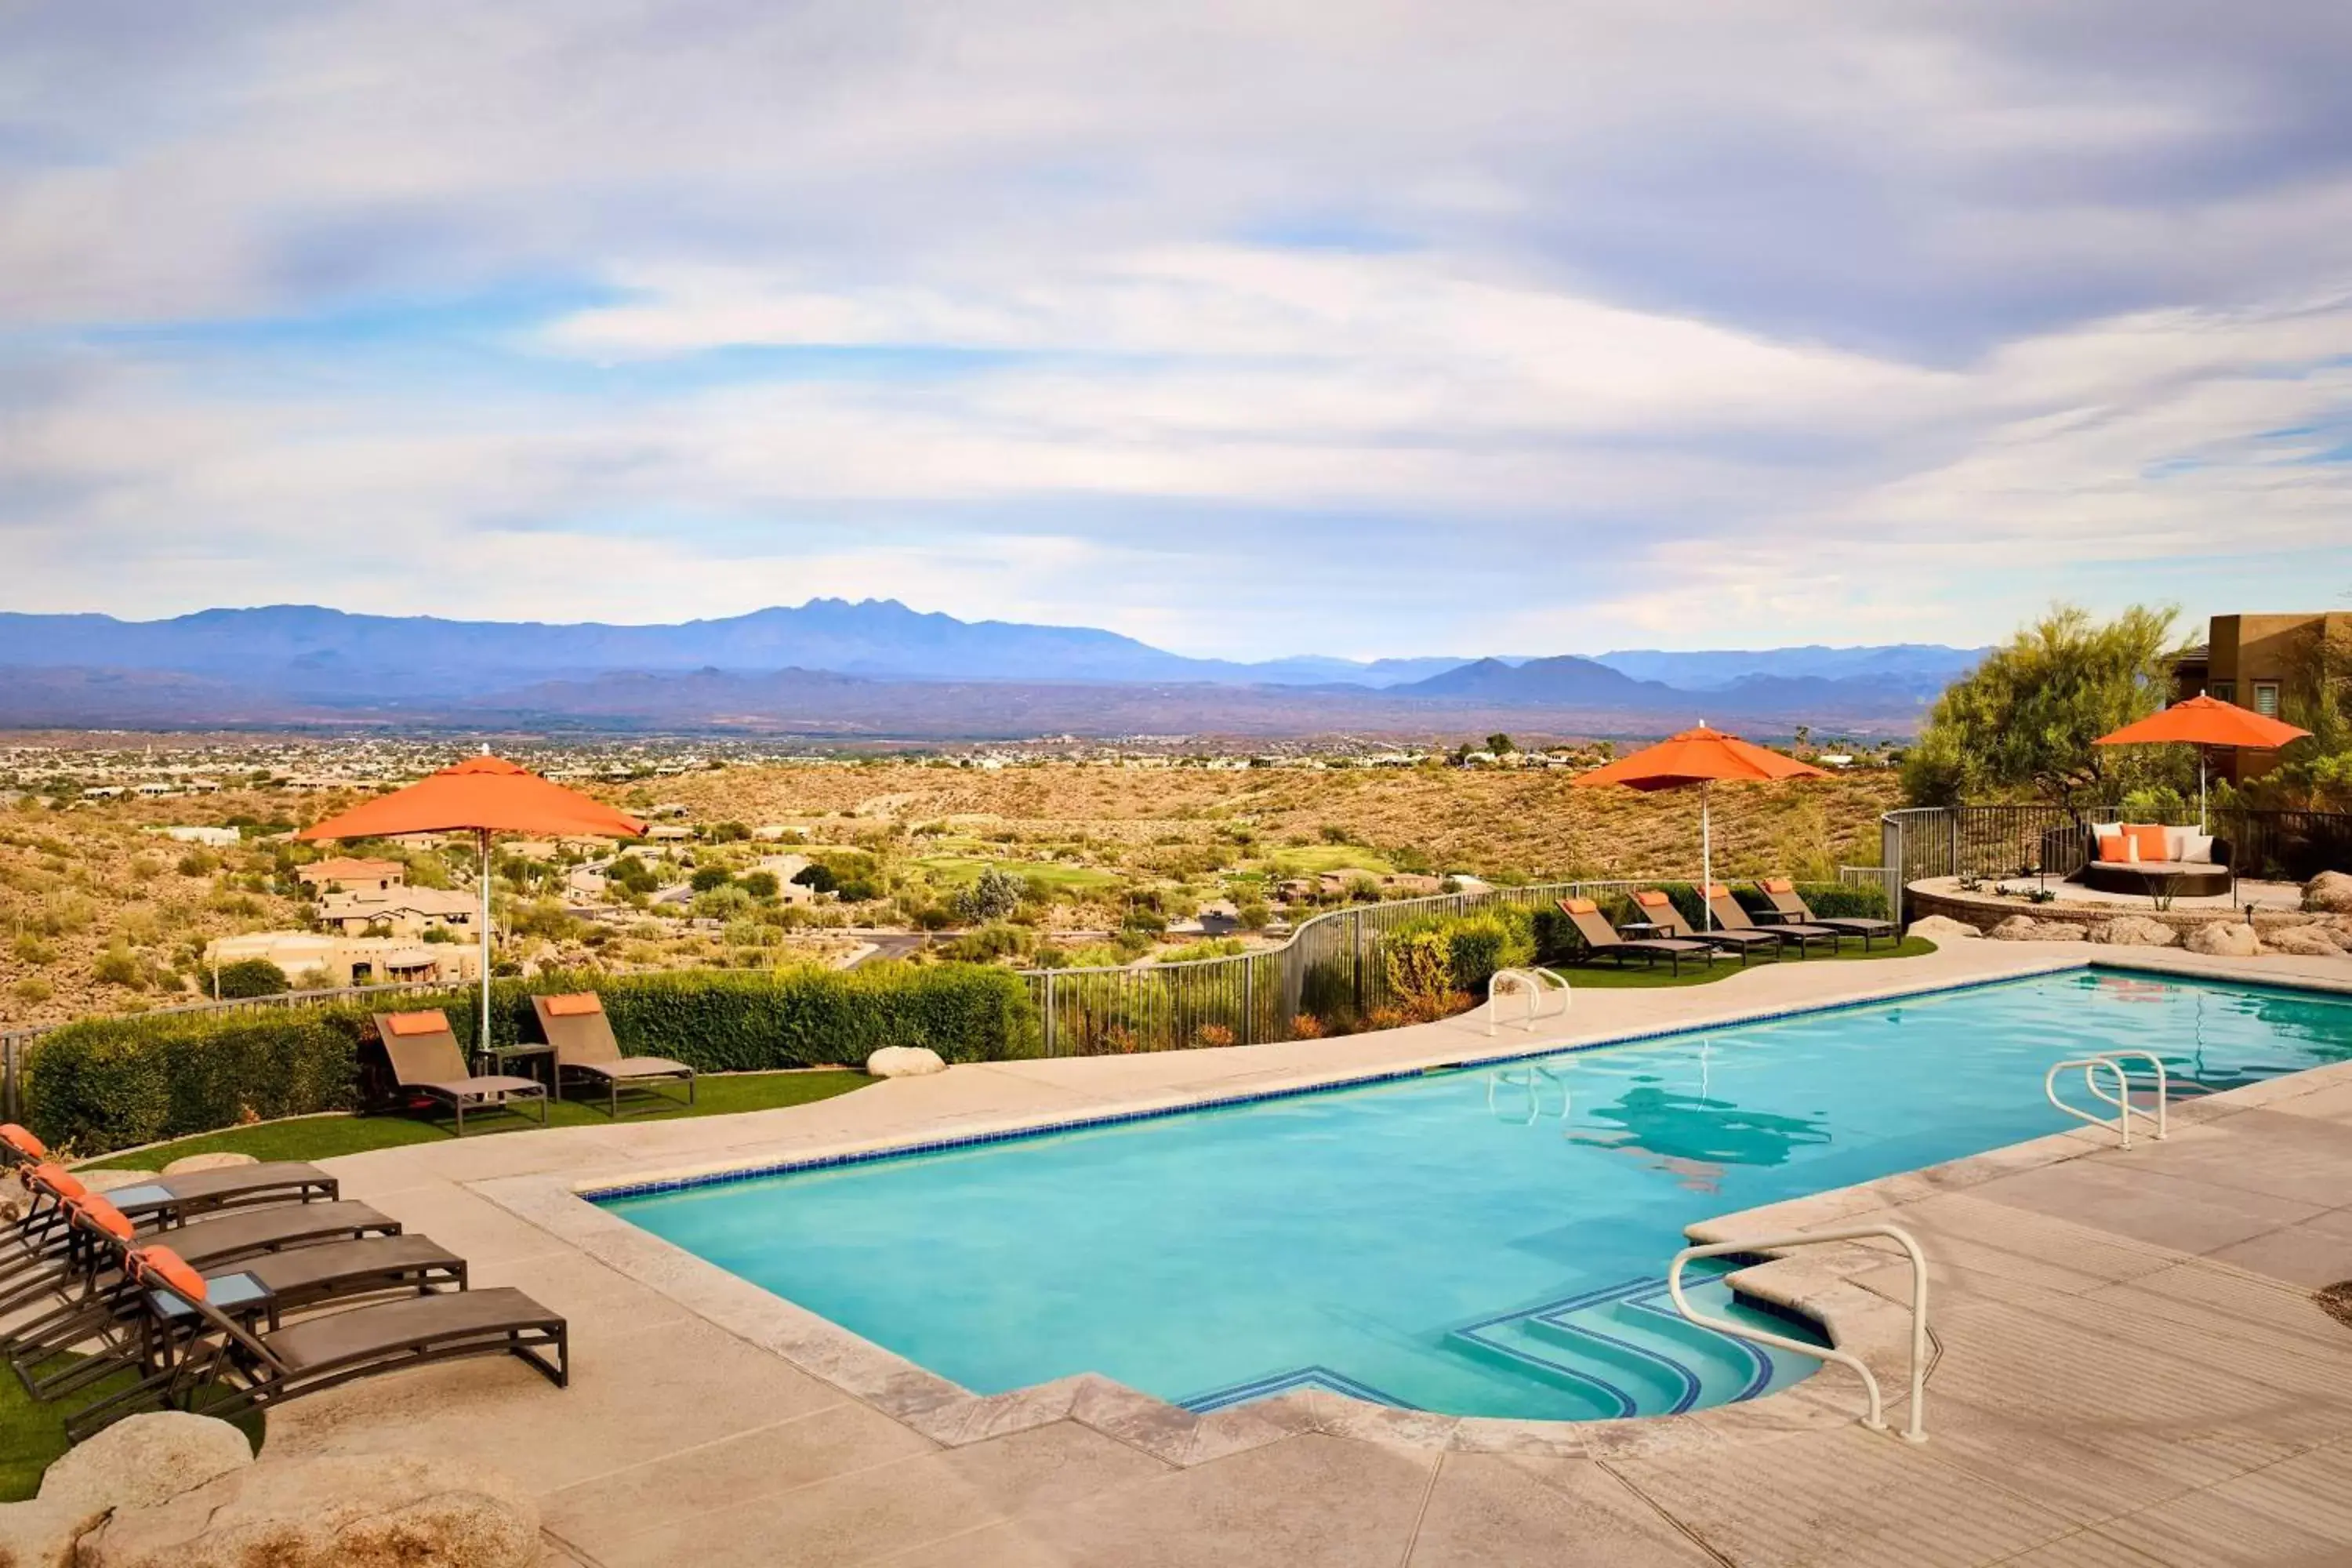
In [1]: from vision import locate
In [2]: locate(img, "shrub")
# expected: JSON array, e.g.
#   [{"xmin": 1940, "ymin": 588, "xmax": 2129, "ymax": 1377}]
[
  {"xmin": 14, "ymin": 977, "xmax": 53, "ymax": 1005},
  {"xmin": 212, "ymin": 958, "xmax": 291, "ymax": 998},
  {"xmin": 1287, "ymin": 1013, "xmax": 1327, "ymax": 1040},
  {"xmin": 92, "ymin": 946, "xmax": 145, "ymax": 989},
  {"xmin": 23, "ymin": 962, "xmax": 1040, "ymax": 1155},
  {"xmin": 1236, "ymin": 898, "xmax": 1271, "ymax": 931},
  {"xmin": 1381, "ymin": 928, "xmax": 1454, "ymax": 1017},
  {"xmin": 739, "ymin": 870, "xmax": 780, "ymax": 900},
  {"xmin": 952, "ymin": 866, "xmax": 1027, "ymax": 924},
  {"xmin": 689, "ymin": 865, "xmax": 734, "ymax": 893},
  {"xmin": 1193, "ymin": 1024, "xmax": 1236, "ymax": 1049}
]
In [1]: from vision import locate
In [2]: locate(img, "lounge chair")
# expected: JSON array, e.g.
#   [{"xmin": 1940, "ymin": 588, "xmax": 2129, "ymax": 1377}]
[
  {"xmin": 1703, "ymin": 884, "xmax": 1840, "ymax": 956},
  {"xmin": 0, "ymin": 1128, "xmax": 334, "ymax": 1222},
  {"xmin": 1755, "ymin": 880, "xmax": 1898, "ymax": 949},
  {"xmin": 373, "ymin": 1011, "xmax": 549, "ymax": 1136},
  {"xmin": 5, "ymin": 1163, "xmax": 347, "ymax": 1300},
  {"xmin": 1634, "ymin": 889, "xmax": 1781, "ymax": 965},
  {"xmin": 96, "ymin": 1248, "xmax": 565, "ymax": 1433},
  {"xmin": 531, "ymin": 993, "xmax": 695, "ymax": 1117},
  {"xmin": 1554, "ymin": 898, "xmax": 1721, "ymax": 976}
]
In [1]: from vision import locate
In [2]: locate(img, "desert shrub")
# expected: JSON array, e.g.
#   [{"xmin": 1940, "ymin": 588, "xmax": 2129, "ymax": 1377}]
[
  {"xmin": 739, "ymin": 869, "xmax": 780, "ymax": 899},
  {"xmin": 938, "ymin": 921, "xmax": 1033, "ymax": 964},
  {"xmin": 1193, "ymin": 1024, "xmax": 1236, "ymax": 1049},
  {"xmin": 1287, "ymin": 1013, "xmax": 1326, "ymax": 1040},
  {"xmin": 212, "ymin": 958, "xmax": 291, "ymax": 998},
  {"xmin": 1380, "ymin": 928, "xmax": 1454, "ymax": 1017},
  {"xmin": 1236, "ymin": 897, "xmax": 1271, "ymax": 931},
  {"xmin": 23, "ymin": 962, "xmax": 1039, "ymax": 1155},
  {"xmin": 92, "ymin": 946, "xmax": 145, "ymax": 989},
  {"xmin": 952, "ymin": 866, "xmax": 1027, "ymax": 924},
  {"xmin": 689, "ymin": 865, "xmax": 734, "ymax": 893}
]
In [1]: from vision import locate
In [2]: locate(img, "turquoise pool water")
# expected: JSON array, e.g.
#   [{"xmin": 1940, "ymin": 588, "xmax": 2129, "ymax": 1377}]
[{"xmin": 601, "ymin": 972, "xmax": 2352, "ymax": 1421}]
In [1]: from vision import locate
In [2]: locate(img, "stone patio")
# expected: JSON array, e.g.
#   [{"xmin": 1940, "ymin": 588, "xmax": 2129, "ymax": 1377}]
[{"xmin": 238, "ymin": 939, "xmax": 2352, "ymax": 1566}]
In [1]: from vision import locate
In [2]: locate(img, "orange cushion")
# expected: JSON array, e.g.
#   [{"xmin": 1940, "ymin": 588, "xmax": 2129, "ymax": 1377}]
[
  {"xmin": 1561, "ymin": 898, "xmax": 1599, "ymax": 915},
  {"xmin": 540, "ymin": 993, "xmax": 602, "ymax": 1018},
  {"xmin": 27, "ymin": 1163, "xmax": 84, "ymax": 1200},
  {"xmin": 2096, "ymin": 833, "xmax": 2134, "ymax": 863},
  {"xmin": 382, "ymin": 1011, "xmax": 448, "ymax": 1036},
  {"xmin": 0, "ymin": 1123, "xmax": 43, "ymax": 1159},
  {"xmin": 1704, "ymin": 884, "xmax": 1731, "ymax": 898},
  {"xmin": 2127, "ymin": 824, "xmax": 2169, "ymax": 863},
  {"xmin": 1762, "ymin": 878, "xmax": 1793, "ymax": 894},
  {"xmin": 67, "ymin": 1195, "xmax": 132, "ymax": 1242},
  {"xmin": 129, "ymin": 1246, "xmax": 207, "ymax": 1303},
  {"xmin": 1634, "ymin": 890, "xmax": 1670, "ymax": 908}
]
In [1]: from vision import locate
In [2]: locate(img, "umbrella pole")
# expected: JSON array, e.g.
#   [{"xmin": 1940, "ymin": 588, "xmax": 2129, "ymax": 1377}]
[
  {"xmin": 2198, "ymin": 750, "xmax": 2208, "ymax": 836},
  {"xmin": 1700, "ymin": 781, "xmax": 1713, "ymax": 931},
  {"xmin": 478, "ymin": 829, "xmax": 493, "ymax": 1055}
]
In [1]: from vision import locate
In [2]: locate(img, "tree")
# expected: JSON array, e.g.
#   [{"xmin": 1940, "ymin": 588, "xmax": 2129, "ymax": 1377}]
[
  {"xmin": 212, "ymin": 957, "xmax": 291, "ymax": 998},
  {"xmin": 951, "ymin": 866, "xmax": 1026, "ymax": 924},
  {"xmin": 689, "ymin": 865, "xmax": 734, "ymax": 893},
  {"xmin": 1486, "ymin": 733, "xmax": 1516, "ymax": 756},
  {"xmin": 1901, "ymin": 604, "xmax": 2184, "ymax": 814},
  {"xmin": 739, "ymin": 869, "xmax": 780, "ymax": 899}
]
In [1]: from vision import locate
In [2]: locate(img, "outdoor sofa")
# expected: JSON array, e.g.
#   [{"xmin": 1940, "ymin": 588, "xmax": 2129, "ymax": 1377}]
[{"xmin": 2080, "ymin": 822, "xmax": 2234, "ymax": 898}]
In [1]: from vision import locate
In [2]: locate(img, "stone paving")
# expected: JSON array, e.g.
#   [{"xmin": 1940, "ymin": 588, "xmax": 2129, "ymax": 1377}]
[{"xmin": 241, "ymin": 938, "xmax": 2352, "ymax": 1566}]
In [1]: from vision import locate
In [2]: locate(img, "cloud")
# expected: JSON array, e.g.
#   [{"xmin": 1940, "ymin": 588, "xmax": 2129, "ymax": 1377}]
[{"xmin": 2, "ymin": 0, "xmax": 2350, "ymax": 656}]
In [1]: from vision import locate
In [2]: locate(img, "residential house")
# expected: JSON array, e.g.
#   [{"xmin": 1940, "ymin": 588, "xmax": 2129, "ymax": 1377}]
[
  {"xmin": 2172, "ymin": 612, "xmax": 2348, "ymax": 781},
  {"xmin": 204, "ymin": 931, "xmax": 477, "ymax": 989},
  {"xmin": 298, "ymin": 856, "xmax": 405, "ymax": 893},
  {"xmin": 317, "ymin": 885, "xmax": 477, "ymax": 938}
]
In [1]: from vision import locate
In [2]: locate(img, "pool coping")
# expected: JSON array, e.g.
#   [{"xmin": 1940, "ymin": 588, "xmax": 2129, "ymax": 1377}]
[{"xmin": 469, "ymin": 952, "xmax": 2352, "ymax": 1467}]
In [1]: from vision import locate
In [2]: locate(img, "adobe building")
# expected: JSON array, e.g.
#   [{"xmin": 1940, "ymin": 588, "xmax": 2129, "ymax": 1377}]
[{"xmin": 2173, "ymin": 612, "xmax": 2348, "ymax": 781}]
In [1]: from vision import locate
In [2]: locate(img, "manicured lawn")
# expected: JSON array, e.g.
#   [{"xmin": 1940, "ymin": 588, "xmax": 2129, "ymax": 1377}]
[
  {"xmin": 2, "ymin": 1359, "xmax": 262, "ymax": 1501},
  {"xmin": 1266, "ymin": 844, "xmax": 1397, "ymax": 877},
  {"xmin": 79, "ymin": 1069, "xmax": 872, "ymax": 1171},
  {"xmin": 913, "ymin": 856, "xmax": 1122, "ymax": 892},
  {"xmin": 1544, "ymin": 935, "xmax": 1939, "ymax": 988}
]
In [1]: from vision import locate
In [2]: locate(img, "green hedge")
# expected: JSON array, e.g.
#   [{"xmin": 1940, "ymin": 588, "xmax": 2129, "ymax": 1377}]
[{"xmin": 24, "ymin": 963, "xmax": 1039, "ymax": 1157}]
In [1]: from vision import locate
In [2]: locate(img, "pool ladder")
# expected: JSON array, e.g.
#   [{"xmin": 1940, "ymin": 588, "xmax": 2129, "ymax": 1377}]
[
  {"xmin": 1668, "ymin": 1225, "xmax": 1934, "ymax": 1443},
  {"xmin": 1486, "ymin": 967, "xmax": 1570, "ymax": 1036},
  {"xmin": 2045, "ymin": 1051, "xmax": 2169, "ymax": 1149}
]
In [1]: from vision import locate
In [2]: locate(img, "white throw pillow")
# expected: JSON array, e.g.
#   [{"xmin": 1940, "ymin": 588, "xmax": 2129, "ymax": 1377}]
[
  {"xmin": 2164, "ymin": 826, "xmax": 2190, "ymax": 862},
  {"xmin": 2177, "ymin": 833, "xmax": 2215, "ymax": 864},
  {"xmin": 2091, "ymin": 822, "xmax": 2122, "ymax": 842}
]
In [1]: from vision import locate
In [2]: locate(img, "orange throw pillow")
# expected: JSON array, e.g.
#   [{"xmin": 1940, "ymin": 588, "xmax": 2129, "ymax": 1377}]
[
  {"xmin": 540, "ymin": 993, "xmax": 602, "ymax": 1018},
  {"xmin": 130, "ymin": 1246, "xmax": 209, "ymax": 1303},
  {"xmin": 1561, "ymin": 898, "xmax": 1598, "ymax": 915},
  {"xmin": 1704, "ymin": 884, "xmax": 1732, "ymax": 899},
  {"xmin": 382, "ymin": 1011, "xmax": 448, "ymax": 1036},
  {"xmin": 2096, "ymin": 833, "xmax": 2134, "ymax": 864},
  {"xmin": 1634, "ymin": 890, "xmax": 1670, "ymax": 909},
  {"xmin": 67, "ymin": 1195, "xmax": 132, "ymax": 1241},
  {"xmin": 2127, "ymin": 824, "xmax": 2169, "ymax": 863},
  {"xmin": 0, "ymin": 1123, "xmax": 43, "ymax": 1159},
  {"xmin": 27, "ymin": 1163, "xmax": 84, "ymax": 1200},
  {"xmin": 1762, "ymin": 878, "xmax": 1794, "ymax": 894}
]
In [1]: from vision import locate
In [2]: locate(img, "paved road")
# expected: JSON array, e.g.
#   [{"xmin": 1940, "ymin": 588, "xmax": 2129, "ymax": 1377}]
[{"xmin": 847, "ymin": 934, "xmax": 929, "ymax": 966}]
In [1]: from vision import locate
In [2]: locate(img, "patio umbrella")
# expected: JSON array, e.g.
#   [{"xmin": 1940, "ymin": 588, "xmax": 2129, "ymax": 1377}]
[
  {"xmin": 2092, "ymin": 693, "xmax": 2310, "ymax": 833},
  {"xmin": 1573, "ymin": 724, "xmax": 1827, "ymax": 929},
  {"xmin": 299, "ymin": 756, "xmax": 646, "ymax": 1049}
]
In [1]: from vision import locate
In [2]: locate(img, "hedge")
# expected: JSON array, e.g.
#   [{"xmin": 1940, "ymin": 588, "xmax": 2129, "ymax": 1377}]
[{"xmin": 24, "ymin": 963, "xmax": 1039, "ymax": 1157}]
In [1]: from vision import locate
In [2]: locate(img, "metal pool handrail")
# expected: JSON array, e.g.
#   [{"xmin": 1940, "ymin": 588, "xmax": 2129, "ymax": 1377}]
[
  {"xmin": 1486, "ymin": 967, "xmax": 1570, "ymax": 1036},
  {"xmin": 2045, "ymin": 1051, "xmax": 2169, "ymax": 1148},
  {"xmin": 1668, "ymin": 1225, "xmax": 1932, "ymax": 1443}
]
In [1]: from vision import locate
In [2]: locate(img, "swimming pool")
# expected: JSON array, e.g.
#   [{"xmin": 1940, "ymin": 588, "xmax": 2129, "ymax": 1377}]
[{"xmin": 601, "ymin": 971, "xmax": 2352, "ymax": 1422}]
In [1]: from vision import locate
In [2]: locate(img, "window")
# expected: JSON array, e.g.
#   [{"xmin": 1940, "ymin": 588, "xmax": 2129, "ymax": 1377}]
[
  {"xmin": 2252, "ymin": 681, "xmax": 2280, "ymax": 718},
  {"xmin": 2209, "ymin": 681, "xmax": 2235, "ymax": 703}
]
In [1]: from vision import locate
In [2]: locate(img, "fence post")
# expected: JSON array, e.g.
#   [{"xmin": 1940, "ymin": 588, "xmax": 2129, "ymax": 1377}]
[
  {"xmin": 1241, "ymin": 959, "xmax": 1254, "ymax": 1046},
  {"xmin": 1352, "ymin": 908, "xmax": 1364, "ymax": 1013},
  {"xmin": 1042, "ymin": 971, "xmax": 1056, "ymax": 1058},
  {"xmin": 2, "ymin": 1033, "xmax": 16, "ymax": 1123}
]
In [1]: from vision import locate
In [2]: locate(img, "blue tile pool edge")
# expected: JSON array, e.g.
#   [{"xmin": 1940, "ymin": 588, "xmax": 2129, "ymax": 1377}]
[{"xmin": 584, "ymin": 954, "xmax": 2351, "ymax": 1204}]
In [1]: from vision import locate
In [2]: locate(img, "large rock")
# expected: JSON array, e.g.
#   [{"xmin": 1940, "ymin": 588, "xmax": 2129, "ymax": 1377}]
[
  {"xmin": 0, "ymin": 1415, "xmax": 252, "ymax": 1568},
  {"xmin": 2265, "ymin": 923, "xmax": 2347, "ymax": 957},
  {"xmin": 866, "ymin": 1045, "xmax": 947, "ymax": 1078},
  {"xmin": 160, "ymin": 1152, "xmax": 259, "ymax": 1177},
  {"xmin": 74, "ymin": 1170, "xmax": 160, "ymax": 1195},
  {"xmin": 1907, "ymin": 915, "xmax": 1980, "ymax": 944},
  {"xmin": 78, "ymin": 1454, "xmax": 539, "ymax": 1568},
  {"xmin": 2307, "ymin": 871, "xmax": 2352, "ymax": 913},
  {"xmin": 1987, "ymin": 916, "xmax": 2081, "ymax": 942},
  {"xmin": 2089, "ymin": 916, "xmax": 2180, "ymax": 949},
  {"xmin": 2185, "ymin": 922, "xmax": 2263, "ymax": 958}
]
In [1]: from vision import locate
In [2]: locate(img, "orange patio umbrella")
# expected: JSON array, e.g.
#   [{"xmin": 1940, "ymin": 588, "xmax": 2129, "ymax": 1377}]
[
  {"xmin": 1573, "ymin": 724, "xmax": 1828, "ymax": 929},
  {"xmin": 2093, "ymin": 693, "xmax": 2310, "ymax": 833},
  {"xmin": 299, "ymin": 755, "xmax": 646, "ymax": 1046}
]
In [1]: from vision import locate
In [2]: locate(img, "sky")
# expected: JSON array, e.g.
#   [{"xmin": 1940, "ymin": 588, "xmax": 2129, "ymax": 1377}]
[{"xmin": 4, "ymin": 0, "xmax": 2351, "ymax": 662}]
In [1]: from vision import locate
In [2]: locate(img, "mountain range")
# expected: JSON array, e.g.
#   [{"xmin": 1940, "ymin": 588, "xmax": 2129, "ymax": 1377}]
[{"xmin": 0, "ymin": 601, "xmax": 1984, "ymax": 738}]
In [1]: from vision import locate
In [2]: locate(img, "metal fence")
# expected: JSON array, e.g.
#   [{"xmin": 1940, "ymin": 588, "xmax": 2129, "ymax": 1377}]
[
  {"xmin": 0, "ymin": 978, "xmax": 456, "ymax": 1122},
  {"xmin": 1877, "ymin": 804, "xmax": 2352, "ymax": 917},
  {"xmin": 1026, "ymin": 878, "xmax": 1676, "ymax": 1058}
]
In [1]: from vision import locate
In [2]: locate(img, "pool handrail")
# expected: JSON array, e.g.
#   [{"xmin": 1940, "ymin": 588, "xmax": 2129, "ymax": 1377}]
[
  {"xmin": 1486, "ymin": 967, "xmax": 1570, "ymax": 1036},
  {"xmin": 2045, "ymin": 1051, "xmax": 2169, "ymax": 1148},
  {"xmin": 1667, "ymin": 1224, "xmax": 1931, "ymax": 1443}
]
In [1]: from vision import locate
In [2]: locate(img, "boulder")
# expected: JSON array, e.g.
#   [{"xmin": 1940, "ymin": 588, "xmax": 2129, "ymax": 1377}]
[
  {"xmin": 2089, "ymin": 916, "xmax": 2180, "ymax": 949},
  {"xmin": 2185, "ymin": 922, "xmax": 2262, "ymax": 958},
  {"xmin": 866, "ymin": 1045, "xmax": 947, "ymax": 1078},
  {"xmin": 1907, "ymin": 915, "xmax": 1980, "ymax": 944},
  {"xmin": 0, "ymin": 1171, "xmax": 26, "ymax": 1228},
  {"xmin": 0, "ymin": 1415, "xmax": 253, "ymax": 1568},
  {"xmin": 160, "ymin": 1152, "xmax": 259, "ymax": 1177},
  {"xmin": 2305, "ymin": 871, "xmax": 2352, "ymax": 914},
  {"xmin": 78, "ymin": 1454, "xmax": 539, "ymax": 1568},
  {"xmin": 2265, "ymin": 923, "xmax": 2347, "ymax": 958},
  {"xmin": 74, "ymin": 1170, "xmax": 161, "ymax": 1195},
  {"xmin": 1987, "ymin": 916, "xmax": 2081, "ymax": 942}
]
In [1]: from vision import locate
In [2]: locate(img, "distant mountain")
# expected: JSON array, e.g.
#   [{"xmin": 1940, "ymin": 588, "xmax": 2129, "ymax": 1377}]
[
  {"xmin": 1396, "ymin": 655, "xmax": 1673, "ymax": 706},
  {"xmin": 1592, "ymin": 644, "xmax": 1984, "ymax": 691}
]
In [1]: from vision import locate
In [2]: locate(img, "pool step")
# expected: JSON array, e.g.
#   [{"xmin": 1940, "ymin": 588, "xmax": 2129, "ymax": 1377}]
[{"xmin": 1442, "ymin": 1267, "xmax": 1817, "ymax": 1419}]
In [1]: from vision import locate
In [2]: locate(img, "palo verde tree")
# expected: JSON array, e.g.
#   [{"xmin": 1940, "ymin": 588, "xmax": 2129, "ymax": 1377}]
[{"xmin": 1901, "ymin": 604, "xmax": 2187, "ymax": 815}]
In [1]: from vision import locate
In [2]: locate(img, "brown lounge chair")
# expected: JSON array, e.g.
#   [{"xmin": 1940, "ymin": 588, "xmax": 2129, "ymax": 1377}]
[
  {"xmin": 1555, "ymin": 898, "xmax": 1721, "ymax": 976},
  {"xmin": 1755, "ymin": 879, "xmax": 1898, "ymax": 949},
  {"xmin": 1703, "ymin": 884, "xmax": 1840, "ymax": 957},
  {"xmin": 109, "ymin": 1245, "xmax": 566, "ymax": 1431},
  {"xmin": 1633, "ymin": 889, "xmax": 1780, "ymax": 965},
  {"xmin": 2, "ymin": 1124, "xmax": 336, "ymax": 1222},
  {"xmin": 373, "ymin": 1011, "xmax": 549, "ymax": 1136},
  {"xmin": 532, "ymin": 993, "xmax": 695, "ymax": 1117},
  {"xmin": 1, "ymin": 1165, "xmax": 343, "ymax": 1306}
]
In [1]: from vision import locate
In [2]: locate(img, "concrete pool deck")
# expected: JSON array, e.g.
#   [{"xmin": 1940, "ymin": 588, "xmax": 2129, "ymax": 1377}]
[{"xmin": 249, "ymin": 939, "xmax": 2352, "ymax": 1566}]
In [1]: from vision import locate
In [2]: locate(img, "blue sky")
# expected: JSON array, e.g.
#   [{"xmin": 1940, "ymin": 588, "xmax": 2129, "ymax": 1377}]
[{"xmin": 3, "ymin": 0, "xmax": 2350, "ymax": 659}]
